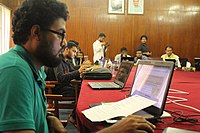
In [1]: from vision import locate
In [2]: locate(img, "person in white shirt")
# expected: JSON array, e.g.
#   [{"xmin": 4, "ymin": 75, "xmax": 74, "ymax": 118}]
[
  {"xmin": 93, "ymin": 33, "xmax": 109, "ymax": 63},
  {"xmin": 114, "ymin": 47, "xmax": 131, "ymax": 63},
  {"xmin": 161, "ymin": 45, "xmax": 181, "ymax": 67}
]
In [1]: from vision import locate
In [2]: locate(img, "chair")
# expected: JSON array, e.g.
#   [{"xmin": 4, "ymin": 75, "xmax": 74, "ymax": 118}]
[
  {"xmin": 45, "ymin": 80, "xmax": 79, "ymax": 110},
  {"xmin": 45, "ymin": 83, "xmax": 68, "ymax": 127},
  {"xmin": 44, "ymin": 65, "xmax": 82, "ymax": 121},
  {"xmin": 45, "ymin": 80, "xmax": 81, "ymax": 127}
]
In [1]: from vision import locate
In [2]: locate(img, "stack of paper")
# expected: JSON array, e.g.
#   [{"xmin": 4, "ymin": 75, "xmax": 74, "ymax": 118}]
[{"xmin": 82, "ymin": 95, "xmax": 157, "ymax": 122}]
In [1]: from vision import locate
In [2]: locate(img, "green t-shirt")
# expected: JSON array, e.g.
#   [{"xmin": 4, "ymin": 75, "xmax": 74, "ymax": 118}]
[{"xmin": 0, "ymin": 45, "xmax": 48, "ymax": 133}]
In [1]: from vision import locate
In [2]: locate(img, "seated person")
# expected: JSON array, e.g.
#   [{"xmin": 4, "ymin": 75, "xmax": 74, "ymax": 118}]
[
  {"xmin": 67, "ymin": 40, "xmax": 91, "ymax": 70},
  {"xmin": 134, "ymin": 50, "xmax": 148, "ymax": 63},
  {"xmin": 114, "ymin": 47, "xmax": 131, "ymax": 62},
  {"xmin": 46, "ymin": 42, "xmax": 88, "ymax": 126},
  {"xmin": 161, "ymin": 45, "xmax": 181, "ymax": 67},
  {"xmin": 67, "ymin": 40, "xmax": 81, "ymax": 69},
  {"xmin": 46, "ymin": 43, "xmax": 88, "ymax": 97}
]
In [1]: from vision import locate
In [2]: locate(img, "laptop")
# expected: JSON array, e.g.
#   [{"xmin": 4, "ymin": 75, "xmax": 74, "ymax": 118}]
[
  {"xmin": 88, "ymin": 61, "xmax": 134, "ymax": 90},
  {"xmin": 194, "ymin": 58, "xmax": 200, "ymax": 71},
  {"xmin": 130, "ymin": 60, "xmax": 174, "ymax": 120},
  {"xmin": 179, "ymin": 58, "xmax": 188, "ymax": 67},
  {"xmin": 121, "ymin": 57, "xmax": 135, "ymax": 62},
  {"xmin": 165, "ymin": 59, "xmax": 176, "ymax": 63}
]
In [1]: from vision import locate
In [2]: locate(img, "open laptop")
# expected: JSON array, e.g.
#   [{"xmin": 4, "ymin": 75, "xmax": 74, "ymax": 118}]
[
  {"xmin": 129, "ymin": 60, "xmax": 174, "ymax": 120},
  {"xmin": 88, "ymin": 61, "xmax": 133, "ymax": 90},
  {"xmin": 121, "ymin": 57, "xmax": 135, "ymax": 62},
  {"xmin": 179, "ymin": 58, "xmax": 188, "ymax": 67},
  {"xmin": 194, "ymin": 58, "xmax": 200, "ymax": 71},
  {"xmin": 165, "ymin": 59, "xmax": 176, "ymax": 63}
]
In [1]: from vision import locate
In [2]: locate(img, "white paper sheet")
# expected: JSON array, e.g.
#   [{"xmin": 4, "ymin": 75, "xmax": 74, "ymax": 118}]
[{"xmin": 82, "ymin": 95, "xmax": 157, "ymax": 122}]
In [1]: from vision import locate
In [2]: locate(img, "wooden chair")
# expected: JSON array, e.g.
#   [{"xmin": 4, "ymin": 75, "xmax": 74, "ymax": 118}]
[
  {"xmin": 45, "ymin": 80, "xmax": 81, "ymax": 127},
  {"xmin": 45, "ymin": 83, "xmax": 68, "ymax": 127},
  {"xmin": 45, "ymin": 80, "xmax": 81, "ymax": 111},
  {"xmin": 44, "ymin": 66, "xmax": 82, "ymax": 125}
]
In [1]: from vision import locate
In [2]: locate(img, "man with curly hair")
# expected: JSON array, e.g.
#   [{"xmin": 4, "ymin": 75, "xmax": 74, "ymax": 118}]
[
  {"xmin": 0, "ymin": 0, "xmax": 68, "ymax": 132},
  {"xmin": 0, "ymin": 0, "xmax": 155, "ymax": 133}
]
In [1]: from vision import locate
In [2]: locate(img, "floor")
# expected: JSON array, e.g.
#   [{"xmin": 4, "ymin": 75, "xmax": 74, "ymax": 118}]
[{"xmin": 60, "ymin": 109, "xmax": 78, "ymax": 133}]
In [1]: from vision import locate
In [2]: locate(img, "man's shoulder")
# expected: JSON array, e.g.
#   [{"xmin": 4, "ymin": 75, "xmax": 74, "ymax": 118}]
[
  {"xmin": 93, "ymin": 40, "xmax": 100, "ymax": 45},
  {"xmin": 115, "ymin": 54, "xmax": 121, "ymax": 57},
  {"xmin": 161, "ymin": 54, "xmax": 166, "ymax": 58},
  {"xmin": 137, "ymin": 43, "xmax": 144, "ymax": 50},
  {"xmin": 142, "ymin": 55, "xmax": 148, "ymax": 59},
  {"xmin": 0, "ymin": 50, "xmax": 31, "ymax": 73},
  {"xmin": 172, "ymin": 53, "xmax": 179, "ymax": 58},
  {"xmin": 1, "ymin": 51, "xmax": 27, "ymax": 64}
]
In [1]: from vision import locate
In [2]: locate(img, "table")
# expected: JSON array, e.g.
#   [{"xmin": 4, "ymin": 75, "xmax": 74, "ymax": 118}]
[{"xmin": 76, "ymin": 67, "xmax": 200, "ymax": 133}]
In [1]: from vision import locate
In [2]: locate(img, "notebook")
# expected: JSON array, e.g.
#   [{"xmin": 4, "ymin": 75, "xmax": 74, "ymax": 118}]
[
  {"xmin": 163, "ymin": 127, "xmax": 200, "ymax": 133},
  {"xmin": 130, "ymin": 60, "xmax": 174, "ymax": 119},
  {"xmin": 88, "ymin": 61, "xmax": 133, "ymax": 90}
]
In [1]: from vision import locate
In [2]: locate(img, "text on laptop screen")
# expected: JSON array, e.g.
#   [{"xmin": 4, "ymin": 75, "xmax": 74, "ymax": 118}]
[
  {"xmin": 115, "ymin": 62, "xmax": 133, "ymax": 84},
  {"xmin": 130, "ymin": 64, "xmax": 171, "ymax": 108}
]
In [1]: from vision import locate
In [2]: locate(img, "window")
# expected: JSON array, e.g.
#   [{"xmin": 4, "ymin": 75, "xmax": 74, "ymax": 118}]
[{"xmin": 0, "ymin": 4, "xmax": 11, "ymax": 55}]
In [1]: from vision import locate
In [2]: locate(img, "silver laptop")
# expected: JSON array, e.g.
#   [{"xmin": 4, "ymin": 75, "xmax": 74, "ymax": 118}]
[
  {"xmin": 88, "ymin": 61, "xmax": 133, "ymax": 90},
  {"xmin": 130, "ymin": 60, "xmax": 174, "ymax": 120}
]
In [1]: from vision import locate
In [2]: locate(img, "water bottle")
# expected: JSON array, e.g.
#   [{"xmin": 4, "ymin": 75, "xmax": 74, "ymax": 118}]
[{"xmin": 111, "ymin": 61, "xmax": 115, "ymax": 77}]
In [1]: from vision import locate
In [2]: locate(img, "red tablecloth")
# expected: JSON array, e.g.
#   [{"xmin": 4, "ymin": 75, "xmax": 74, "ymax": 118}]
[{"xmin": 76, "ymin": 68, "xmax": 200, "ymax": 133}]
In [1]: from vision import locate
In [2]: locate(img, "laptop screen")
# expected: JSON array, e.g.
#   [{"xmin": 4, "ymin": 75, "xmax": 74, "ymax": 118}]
[
  {"xmin": 121, "ymin": 57, "xmax": 135, "ymax": 62},
  {"xmin": 194, "ymin": 58, "xmax": 200, "ymax": 71},
  {"xmin": 194, "ymin": 58, "xmax": 200, "ymax": 63},
  {"xmin": 114, "ymin": 61, "xmax": 133, "ymax": 87},
  {"xmin": 130, "ymin": 60, "xmax": 174, "ymax": 116},
  {"xmin": 165, "ymin": 59, "xmax": 176, "ymax": 63}
]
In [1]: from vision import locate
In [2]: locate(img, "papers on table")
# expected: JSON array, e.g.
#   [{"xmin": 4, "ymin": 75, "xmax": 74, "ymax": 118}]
[{"xmin": 82, "ymin": 95, "xmax": 157, "ymax": 122}]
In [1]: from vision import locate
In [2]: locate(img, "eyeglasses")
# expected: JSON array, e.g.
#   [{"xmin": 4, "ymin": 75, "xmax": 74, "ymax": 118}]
[{"xmin": 41, "ymin": 28, "xmax": 66, "ymax": 46}]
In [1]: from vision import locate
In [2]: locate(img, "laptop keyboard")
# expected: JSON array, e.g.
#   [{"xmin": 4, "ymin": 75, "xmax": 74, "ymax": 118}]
[{"xmin": 90, "ymin": 82, "xmax": 120, "ymax": 88}]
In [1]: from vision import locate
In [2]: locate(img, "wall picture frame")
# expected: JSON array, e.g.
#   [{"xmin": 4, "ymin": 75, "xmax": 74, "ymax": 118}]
[
  {"xmin": 108, "ymin": 0, "xmax": 125, "ymax": 14},
  {"xmin": 128, "ymin": 0, "xmax": 144, "ymax": 14}
]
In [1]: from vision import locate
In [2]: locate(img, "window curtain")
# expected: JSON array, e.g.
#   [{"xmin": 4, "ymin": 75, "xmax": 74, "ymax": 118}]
[{"xmin": 0, "ymin": 4, "xmax": 11, "ymax": 55}]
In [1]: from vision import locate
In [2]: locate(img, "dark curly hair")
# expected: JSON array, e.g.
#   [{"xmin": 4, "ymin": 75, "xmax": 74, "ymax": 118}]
[
  {"xmin": 140, "ymin": 35, "xmax": 148, "ymax": 40},
  {"xmin": 12, "ymin": 0, "xmax": 69, "ymax": 45}
]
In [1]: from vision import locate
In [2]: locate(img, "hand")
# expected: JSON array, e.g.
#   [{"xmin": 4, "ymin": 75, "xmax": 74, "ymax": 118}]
[
  {"xmin": 101, "ymin": 42, "xmax": 109, "ymax": 47},
  {"xmin": 101, "ymin": 42, "xmax": 106, "ymax": 46},
  {"xmin": 47, "ymin": 115, "xmax": 67, "ymax": 133},
  {"xmin": 97, "ymin": 115, "xmax": 156, "ymax": 133},
  {"xmin": 78, "ymin": 65, "xmax": 89, "ymax": 74},
  {"xmin": 122, "ymin": 54, "xmax": 128, "ymax": 57},
  {"xmin": 143, "ymin": 52, "xmax": 152, "ymax": 56}
]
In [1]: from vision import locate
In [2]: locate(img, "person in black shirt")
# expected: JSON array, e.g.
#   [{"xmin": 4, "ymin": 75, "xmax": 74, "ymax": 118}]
[
  {"xmin": 137, "ymin": 35, "xmax": 152, "ymax": 57},
  {"xmin": 47, "ymin": 42, "xmax": 87, "ymax": 96}
]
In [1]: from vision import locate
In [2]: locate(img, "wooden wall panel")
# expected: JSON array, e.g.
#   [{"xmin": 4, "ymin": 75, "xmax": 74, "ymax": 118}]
[
  {"xmin": 4, "ymin": 0, "xmax": 200, "ymax": 63},
  {"xmin": 64, "ymin": 0, "xmax": 200, "ymax": 63}
]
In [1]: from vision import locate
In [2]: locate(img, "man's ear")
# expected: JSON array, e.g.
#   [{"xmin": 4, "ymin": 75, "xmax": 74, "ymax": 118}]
[
  {"xmin": 31, "ymin": 25, "xmax": 41, "ymax": 41},
  {"xmin": 66, "ymin": 48, "xmax": 70, "ymax": 54}
]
